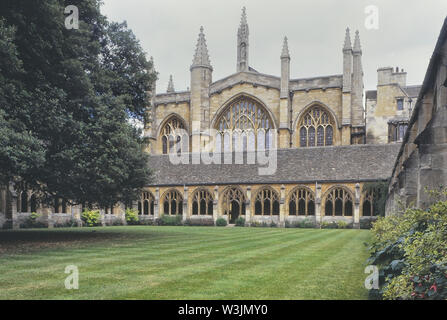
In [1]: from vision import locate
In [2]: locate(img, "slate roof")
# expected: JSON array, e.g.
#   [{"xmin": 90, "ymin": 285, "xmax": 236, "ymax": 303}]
[
  {"xmin": 403, "ymin": 85, "xmax": 422, "ymax": 98},
  {"xmin": 365, "ymin": 85, "xmax": 422, "ymax": 101},
  {"xmin": 366, "ymin": 90, "xmax": 377, "ymax": 100},
  {"xmin": 147, "ymin": 144, "xmax": 401, "ymax": 186}
]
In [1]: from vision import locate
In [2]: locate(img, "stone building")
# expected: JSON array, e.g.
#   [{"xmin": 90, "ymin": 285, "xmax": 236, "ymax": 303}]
[
  {"xmin": 366, "ymin": 67, "xmax": 421, "ymax": 144},
  {"xmin": 2, "ymin": 8, "xmax": 434, "ymax": 229},
  {"xmin": 140, "ymin": 8, "xmax": 402, "ymax": 228},
  {"xmin": 386, "ymin": 18, "xmax": 447, "ymax": 214}
]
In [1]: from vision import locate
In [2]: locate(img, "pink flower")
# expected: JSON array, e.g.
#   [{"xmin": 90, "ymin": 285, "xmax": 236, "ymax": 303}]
[{"xmin": 430, "ymin": 283, "xmax": 437, "ymax": 293}]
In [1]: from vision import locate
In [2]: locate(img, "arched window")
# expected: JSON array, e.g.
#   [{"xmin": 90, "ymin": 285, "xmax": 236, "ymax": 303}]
[
  {"xmin": 362, "ymin": 191, "xmax": 375, "ymax": 216},
  {"xmin": 221, "ymin": 187, "xmax": 246, "ymax": 218},
  {"xmin": 192, "ymin": 189, "xmax": 213, "ymax": 215},
  {"xmin": 324, "ymin": 187, "xmax": 353, "ymax": 216},
  {"xmin": 162, "ymin": 189, "xmax": 183, "ymax": 215},
  {"xmin": 215, "ymin": 97, "xmax": 274, "ymax": 152},
  {"xmin": 288, "ymin": 187, "xmax": 315, "ymax": 216},
  {"xmin": 20, "ymin": 192, "xmax": 28, "ymax": 213},
  {"xmin": 254, "ymin": 188, "xmax": 280, "ymax": 216},
  {"xmin": 30, "ymin": 194, "xmax": 38, "ymax": 213},
  {"xmin": 160, "ymin": 117, "xmax": 187, "ymax": 154},
  {"xmin": 298, "ymin": 106, "xmax": 334, "ymax": 147},
  {"xmin": 138, "ymin": 192, "xmax": 155, "ymax": 215}
]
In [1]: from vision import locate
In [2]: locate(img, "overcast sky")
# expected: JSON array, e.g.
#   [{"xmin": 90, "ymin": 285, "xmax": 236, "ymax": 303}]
[{"xmin": 101, "ymin": 0, "xmax": 447, "ymax": 93}]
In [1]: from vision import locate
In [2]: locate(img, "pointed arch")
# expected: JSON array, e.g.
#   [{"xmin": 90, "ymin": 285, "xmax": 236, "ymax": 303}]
[
  {"xmin": 157, "ymin": 114, "xmax": 189, "ymax": 154},
  {"xmin": 139, "ymin": 191, "xmax": 155, "ymax": 215},
  {"xmin": 191, "ymin": 188, "xmax": 214, "ymax": 216},
  {"xmin": 295, "ymin": 103, "xmax": 336, "ymax": 147},
  {"xmin": 161, "ymin": 189, "xmax": 183, "ymax": 216},
  {"xmin": 322, "ymin": 186, "xmax": 354, "ymax": 217},
  {"xmin": 253, "ymin": 186, "xmax": 280, "ymax": 216},
  {"xmin": 287, "ymin": 186, "xmax": 315, "ymax": 216},
  {"xmin": 220, "ymin": 186, "xmax": 246, "ymax": 217},
  {"xmin": 211, "ymin": 94, "xmax": 277, "ymax": 152}
]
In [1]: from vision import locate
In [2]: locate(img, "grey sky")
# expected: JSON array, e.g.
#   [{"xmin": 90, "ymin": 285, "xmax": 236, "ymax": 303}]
[{"xmin": 101, "ymin": 0, "xmax": 447, "ymax": 94}]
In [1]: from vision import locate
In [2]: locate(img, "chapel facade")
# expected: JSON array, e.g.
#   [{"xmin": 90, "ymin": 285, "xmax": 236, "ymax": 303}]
[{"xmin": 140, "ymin": 8, "xmax": 402, "ymax": 228}]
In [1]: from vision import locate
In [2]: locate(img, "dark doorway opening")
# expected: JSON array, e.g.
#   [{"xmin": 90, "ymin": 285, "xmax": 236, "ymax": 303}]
[{"xmin": 230, "ymin": 201, "xmax": 240, "ymax": 224}]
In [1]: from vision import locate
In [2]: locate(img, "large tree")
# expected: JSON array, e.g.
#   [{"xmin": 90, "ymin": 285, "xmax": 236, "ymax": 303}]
[{"xmin": 0, "ymin": 0, "xmax": 156, "ymax": 208}]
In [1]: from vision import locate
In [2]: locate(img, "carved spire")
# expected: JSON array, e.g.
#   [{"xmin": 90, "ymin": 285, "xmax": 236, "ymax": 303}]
[
  {"xmin": 237, "ymin": 7, "xmax": 249, "ymax": 72},
  {"xmin": 167, "ymin": 75, "xmax": 175, "ymax": 93},
  {"xmin": 281, "ymin": 36, "xmax": 290, "ymax": 59},
  {"xmin": 191, "ymin": 26, "xmax": 212, "ymax": 69},
  {"xmin": 343, "ymin": 27, "xmax": 352, "ymax": 51},
  {"xmin": 353, "ymin": 30, "xmax": 362, "ymax": 53}
]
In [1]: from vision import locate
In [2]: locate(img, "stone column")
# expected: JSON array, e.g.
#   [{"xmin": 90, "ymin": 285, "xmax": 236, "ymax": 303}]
[
  {"xmin": 72, "ymin": 204, "xmax": 82, "ymax": 226},
  {"xmin": 99, "ymin": 208, "xmax": 105, "ymax": 227},
  {"xmin": 183, "ymin": 186, "xmax": 188, "ymax": 222},
  {"xmin": 9, "ymin": 184, "xmax": 19, "ymax": 230},
  {"xmin": 154, "ymin": 188, "xmax": 160, "ymax": 219},
  {"xmin": 315, "ymin": 182, "xmax": 322, "ymax": 228},
  {"xmin": 279, "ymin": 185, "xmax": 286, "ymax": 227},
  {"xmin": 245, "ymin": 186, "xmax": 251, "ymax": 226},
  {"xmin": 354, "ymin": 183, "xmax": 360, "ymax": 229},
  {"xmin": 213, "ymin": 186, "xmax": 219, "ymax": 224},
  {"xmin": 119, "ymin": 202, "xmax": 126, "ymax": 225}
]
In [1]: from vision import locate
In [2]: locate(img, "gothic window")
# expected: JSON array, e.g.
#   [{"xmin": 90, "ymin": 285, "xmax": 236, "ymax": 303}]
[
  {"xmin": 162, "ymin": 189, "xmax": 183, "ymax": 216},
  {"xmin": 362, "ymin": 191, "xmax": 375, "ymax": 217},
  {"xmin": 192, "ymin": 189, "xmax": 213, "ymax": 215},
  {"xmin": 30, "ymin": 194, "xmax": 37, "ymax": 213},
  {"xmin": 388, "ymin": 122, "xmax": 408, "ymax": 142},
  {"xmin": 324, "ymin": 187, "xmax": 353, "ymax": 216},
  {"xmin": 397, "ymin": 98, "xmax": 404, "ymax": 111},
  {"xmin": 138, "ymin": 192, "xmax": 155, "ymax": 215},
  {"xmin": 160, "ymin": 117, "xmax": 187, "ymax": 154},
  {"xmin": 221, "ymin": 187, "xmax": 246, "ymax": 216},
  {"xmin": 298, "ymin": 106, "xmax": 334, "ymax": 147},
  {"xmin": 20, "ymin": 192, "xmax": 28, "ymax": 213},
  {"xmin": 215, "ymin": 97, "xmax": 274, "ymax": 152},
  {"xmin": 288, "ymin": 187, "xmax": 315, "ymax": 216},
  {"xmin": 254, "ymin": 188, "xmax": 280, "ymax": 216},
  {"xmin": 54, "ymin": 198, "xmax": 60, "ymax": 213}
]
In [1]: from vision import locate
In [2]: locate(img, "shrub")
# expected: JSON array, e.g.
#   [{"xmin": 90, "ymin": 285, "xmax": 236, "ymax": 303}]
[
  {"xmin": 125, "ymin": 208, "xmax": 139, "ymax": 225},
  {"xmin": 270, "ymin": 221, "xmax": 277, "ymax": 228},
  {"xmin": 215, "ymin": 218, "xmax": 227, "ymax": 227},
  {"xmin": 184, "ymin": 217, "xmax": 215, "ymax": 226},
  {"xmin": 159, "ymin": 215, "xmax": 182, "ymax": 226},
  {"xmin": 360, "ymin": 219, "xmax": 374, "ymax": 229},
  {"xmin": 321, "ymin": 221, "xmax": 338, "ymax": 229},
  {"xmin": 81, "ymin": 210, "xmax": 101, "ymax": 227},
  {"xmin": 235, "ymin": 217, "xmax": 245, "ymax": 227},
  {"xmin": 299, "ymin": 219, "xmax": 315, "ymax": 228},
  {"xmin": 337, "ymin": 221, "xmax": 351, "ymax": 229},
  {"xmin": 21, "ymin": 212, "xmax": 46, "ymax": 229},
  {"xmin": 138, "ymin": 218, "xmax": 156, "ymax": 226},
  {"xmin": 53, "ymin": 217, "xmax": 79, "ymax": 228},
  {"xmin": 367, "ymin": 194, "xmax": 447, "ymax": 300}
]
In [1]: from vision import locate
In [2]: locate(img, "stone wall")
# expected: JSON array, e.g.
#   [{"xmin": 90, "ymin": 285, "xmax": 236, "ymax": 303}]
[{"xmin": 386, "ymin": 20, "xmax": 447, "ymax": 214}]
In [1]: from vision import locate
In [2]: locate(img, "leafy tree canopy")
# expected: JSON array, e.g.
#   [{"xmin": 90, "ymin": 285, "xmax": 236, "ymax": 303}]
[{"xmin": 0, "ymin": 0, "xmax": 157, "ymax": 207}]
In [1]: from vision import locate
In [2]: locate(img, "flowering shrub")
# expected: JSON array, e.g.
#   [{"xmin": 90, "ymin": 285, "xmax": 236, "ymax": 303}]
[
  {"xmin": 368, "ymin": 193, "xmax": 447, "ymax": 300},
  {"xmin": 125, "ymin": 208, "xmax": 139, "ymax": 225},
  {"xmin": 21, "ymin": 212, "xmax": 46, "ymax": 228},
  {"xmin": 81, "ymin": 210, "xmax": 101, "ymax": 227}
]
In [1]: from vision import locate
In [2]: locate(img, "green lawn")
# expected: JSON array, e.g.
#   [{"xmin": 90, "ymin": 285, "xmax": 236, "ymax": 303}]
[{"xmin": 0, "ymin": 226, "xmax": 371, "ymax": 299}]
